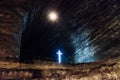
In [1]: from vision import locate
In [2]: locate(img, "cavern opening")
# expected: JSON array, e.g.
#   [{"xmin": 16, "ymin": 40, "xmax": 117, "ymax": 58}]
[{"xmin": 20, "ymin": 0, "xmax": 120, "ymax": 64}]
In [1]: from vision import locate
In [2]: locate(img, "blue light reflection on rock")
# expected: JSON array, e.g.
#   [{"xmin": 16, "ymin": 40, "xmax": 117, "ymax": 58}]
[{"xmin": 70, "ymin": 29, "xmax": 97, "ymax": 63}]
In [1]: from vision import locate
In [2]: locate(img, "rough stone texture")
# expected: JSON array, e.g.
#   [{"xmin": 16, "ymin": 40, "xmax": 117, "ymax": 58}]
[
  {"xmin": 0, "ymin": 0, "xmax": 25, "ymax": 58},
  {"xmin": 0, "ymin": 57, "xmax": 120, "ymax": 79},
  {"xmin": 0, "ymin": 0, "xmax": 35, "ymax": 58},
  {"xmin": 0, "ymin": 0, "xmax": 120, "ymax": 80},
  {"xmin": 61, "ymin": 0, "xmax": 120, "ymax": 62}
]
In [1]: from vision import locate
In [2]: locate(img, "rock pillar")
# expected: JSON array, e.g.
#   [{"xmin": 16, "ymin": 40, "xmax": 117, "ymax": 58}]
[{"xmin": 0, "ymin": 0, "xmax": 27, "ymax": 59}]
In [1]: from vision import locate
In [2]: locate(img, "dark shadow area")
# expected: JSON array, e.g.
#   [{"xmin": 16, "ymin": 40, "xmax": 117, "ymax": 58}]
[{"xmin": 20, "ymin": 0, "xmax": 120, "ymax": 64}]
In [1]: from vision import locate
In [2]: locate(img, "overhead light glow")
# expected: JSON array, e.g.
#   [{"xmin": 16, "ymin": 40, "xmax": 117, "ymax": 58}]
[{"xmin": 48, "ymin": 11, "xmax": 58, "ymax": 22}]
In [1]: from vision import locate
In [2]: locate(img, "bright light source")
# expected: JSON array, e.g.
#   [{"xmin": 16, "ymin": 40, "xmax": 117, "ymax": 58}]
[
  {"xmin": 56, "ymin": 50, "xmax": 63, "ymax": 64},
  {"xmin": 48, "ymin": 11, "xmax": 58, "ymax": 22}
]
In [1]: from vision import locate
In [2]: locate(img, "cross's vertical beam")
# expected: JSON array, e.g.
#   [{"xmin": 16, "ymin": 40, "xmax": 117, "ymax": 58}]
[{"xmin": 57, "ymin": 50, "xmax": 63, "ymax": 64}]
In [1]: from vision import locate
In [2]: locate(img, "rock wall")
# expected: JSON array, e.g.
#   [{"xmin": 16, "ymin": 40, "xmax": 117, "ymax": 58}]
[
  {"xmin": 0, "ymin": 0, "xmax": 35, "ymax": 58},
  {"xmin": 0, "ymin": 57, "xmax": 120, "ymax": 79},
  {"xmin": 0, "ymin": 0, "xmax": 25, "ymax": 58},
  {"xmin": 0, "ymin": 1, "xmax": 120, "ymax": 80}
]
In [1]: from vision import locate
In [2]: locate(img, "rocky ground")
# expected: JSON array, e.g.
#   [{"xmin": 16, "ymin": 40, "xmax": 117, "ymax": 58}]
[{"xmin": 0, "ymin": 57, "xmax": 120, "ymax": 80}]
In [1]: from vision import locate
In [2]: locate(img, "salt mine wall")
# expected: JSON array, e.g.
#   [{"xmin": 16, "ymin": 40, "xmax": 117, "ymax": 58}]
[
  {"xmin": 0, "ymin": 0, "xmax": 34, "ymax": 58},
  {"xmin": 0, "ymin": 57, "xmax": 120, "ymax": 80},
  {"xmin": 0, "ymin": 0, "xmax": 120, "ymax": 80},
  {"xmin": 0, "ymin": 0, "xmax": 25, "ymax": 58},
  {"xmin": 0, "ymin": 0, "xmax": 120, "ymax": 62}
]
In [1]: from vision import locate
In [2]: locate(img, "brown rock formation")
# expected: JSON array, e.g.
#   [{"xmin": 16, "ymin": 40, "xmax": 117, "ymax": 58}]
[
  {"xmin": 0, "ymin": 0, "xmax": 35, "ymax": 59},
  {"xmin": 0, "ymin": 57, "xmax": 120, "ymax": 79},
  {"xmin": 0, "ymin": 0, "xmax": 24, "ymax": 58}
]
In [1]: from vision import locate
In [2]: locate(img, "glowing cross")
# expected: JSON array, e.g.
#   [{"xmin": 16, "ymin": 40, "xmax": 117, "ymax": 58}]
[{"xmin": 56, "ymin": 50, "xmax": 63, "ymax": 64}]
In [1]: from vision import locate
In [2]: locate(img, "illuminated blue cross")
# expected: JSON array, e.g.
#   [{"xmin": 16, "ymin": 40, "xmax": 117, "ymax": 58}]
[{"xmin": 56, "ymin": 50, "xmax": 63, "ymax": 64}]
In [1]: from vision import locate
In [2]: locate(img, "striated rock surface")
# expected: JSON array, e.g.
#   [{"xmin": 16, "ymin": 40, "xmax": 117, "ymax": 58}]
[
  {"xmin": 0, "ymin": 57, "xmax": 120, "ymax": 79},
  {"xmin": 0, "ymin": 0, "xmax": 35, "ymax": 58},
  {"xmin": 0, "ymin": 0, "xmax": 120, "ymax": 79},
  {"xmin": 61, "ymin": 0, "xmax": 120, "ymax": 63},
  {"xmin": 0, "ymin": 0, "xmax": 24, "ymax": 58}
]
